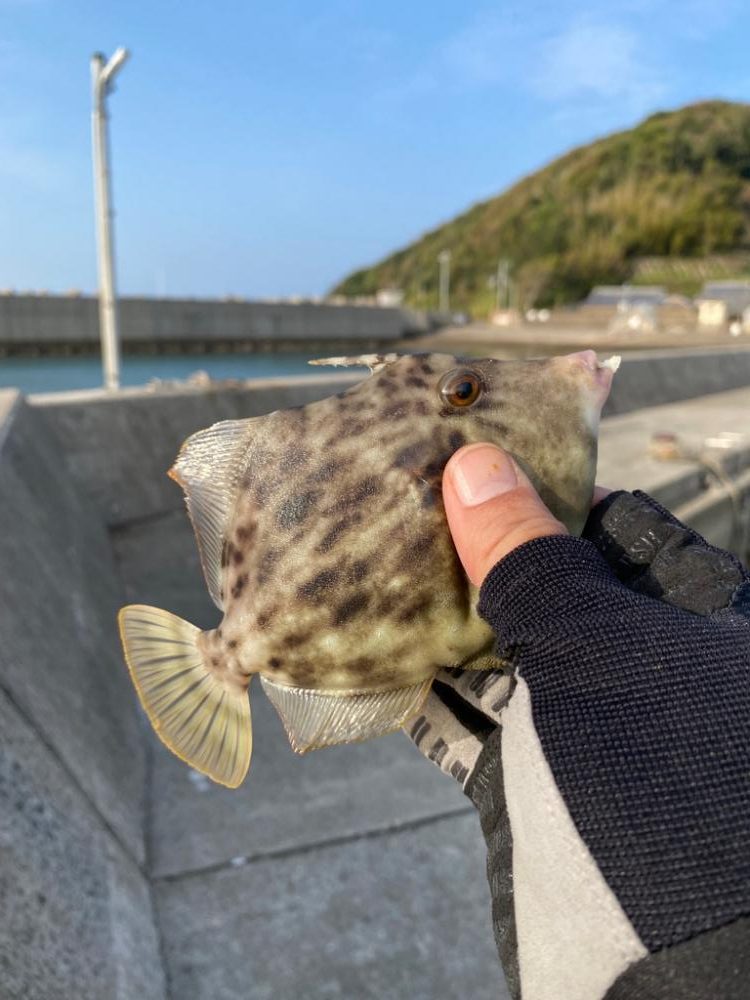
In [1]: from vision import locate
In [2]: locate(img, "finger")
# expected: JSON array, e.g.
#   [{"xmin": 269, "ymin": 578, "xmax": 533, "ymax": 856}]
[
  {"xmin": 443, "ymin": 443, "xmax": 567, "ymax": 587},
  {"xmin": 591, "ymin": 485, "xmax": 613, "ymax": 508},
  {"xmin": 583, "ymin": 490, "xmax": 747, "ymax": 616}
]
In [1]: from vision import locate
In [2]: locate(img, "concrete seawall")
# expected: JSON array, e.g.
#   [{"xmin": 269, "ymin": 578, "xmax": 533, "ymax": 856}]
[
  {"xmin": 2, "ymin": 348, "xmax": 750, "ymax": 998},
  {"xmin": 0, "ymin": 294, "xmax": 431, "ymax": 355}
]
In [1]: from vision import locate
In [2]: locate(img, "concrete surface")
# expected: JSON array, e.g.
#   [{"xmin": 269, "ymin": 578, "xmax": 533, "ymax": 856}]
[
  {"xmin": 0, "ymin": 295, "xmax": 428, "ymax": 353},
  {"xmin": 2, "ymin": 354, "xmax": 750, "ymax": 999},
  {"xmin": 154, "ymin": 812, "xmax": 500, "ymax": 1000},
  {"xmin": 33, "ymin": 373, "xmax": 358, "ymax": 526},
  {"xmin": 0, "ymin": 689, "xmax": 165, "ymax": 1000},
  {"xmin": 0, "ymin": 393, "xmax": 147, "ymax": 862}
]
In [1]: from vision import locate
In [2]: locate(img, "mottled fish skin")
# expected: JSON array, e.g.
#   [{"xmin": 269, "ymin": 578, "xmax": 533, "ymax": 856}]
[{"xmin": 191, "ymin": 352, "xmax": 602, "ymax": 695}]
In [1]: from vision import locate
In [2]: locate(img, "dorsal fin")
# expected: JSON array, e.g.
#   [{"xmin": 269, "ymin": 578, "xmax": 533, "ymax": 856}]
[
  {"xmin": 169, "ymin": 419, "xmax": 254, "ymax": 610},
  {"xmin": 308, "ymin": 353, "xmax": 399, "ymax": 373}
]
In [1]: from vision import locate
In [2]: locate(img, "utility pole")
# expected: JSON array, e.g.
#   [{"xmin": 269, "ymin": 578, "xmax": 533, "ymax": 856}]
[
  {"xmin": 438, "ymin": 249, "xmax": 451, "ymax": 314},
  {"xmin": 496, "ymin": 257, "xmax": 511, "ymax": 312},
  {"xmin": 91, "ymin": 47, "xmax": 129, "ymax": 390}
]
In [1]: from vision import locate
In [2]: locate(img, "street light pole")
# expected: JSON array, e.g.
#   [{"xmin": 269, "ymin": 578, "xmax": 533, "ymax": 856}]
[
  {"xmin": 496, "ymin": 257, "xmax": 510, "ymax": 312},
  {"xmin": 91, "ymin": 47, "xmax": 129, "ymax": 390},
  {"xmin": 438, "ymin": 249, "xmax": 451, "ymax": 314}
]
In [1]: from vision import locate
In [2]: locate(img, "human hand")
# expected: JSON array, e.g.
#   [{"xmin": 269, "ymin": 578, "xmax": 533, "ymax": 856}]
[{"xmin": 407, "ymin": 443, "xmax": 750, "ymax": 1000}]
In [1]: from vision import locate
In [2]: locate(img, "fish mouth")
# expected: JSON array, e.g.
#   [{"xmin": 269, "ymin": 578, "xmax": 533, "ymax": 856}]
[
  {"xmin": 561, "ymin": 350, "xmax": 622, "ymax": 430},
  {"xmin": 563, "ymin": 350, "xmax": 621, "ymax": 410}
]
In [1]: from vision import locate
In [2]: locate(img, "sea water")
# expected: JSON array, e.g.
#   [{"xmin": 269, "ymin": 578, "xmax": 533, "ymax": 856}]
[{"xmin": 0, "ymin": 351, "xmax": 347, "ymax": 395}]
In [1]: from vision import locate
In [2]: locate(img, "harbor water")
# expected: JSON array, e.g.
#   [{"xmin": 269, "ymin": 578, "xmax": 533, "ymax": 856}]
[{"xmin": 0, "ymin": 351, "xmax": 356, "ymax": 395}]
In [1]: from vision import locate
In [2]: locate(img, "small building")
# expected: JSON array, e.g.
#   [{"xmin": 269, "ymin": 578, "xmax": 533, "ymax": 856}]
[
  {"xmin": 375, "ymin": 287, "xmax": 404, "ymax": 307},
  {"xmin": 696, "ymin": 281, "xmax": 750, "ymax": 321},
  {"xmin": 697, "ymin": 299, "xmax": 728, "ymax": 327},
  {"xmin": 585, "ymin": 285, "xmax": 668, "ymax": 308}
]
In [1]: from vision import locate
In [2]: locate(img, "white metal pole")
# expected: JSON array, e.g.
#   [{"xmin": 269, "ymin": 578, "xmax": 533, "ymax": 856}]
[
  {"xmin": 496, "ymin": 258, "xmax": 510, "ymax": 312},
  {"xmin": 438, "ymin": 250, "xmax": 451, "ymax": 314},
  {"xmin": 91, "ymin": 48, "xmax": 129, "ymax": 390}
]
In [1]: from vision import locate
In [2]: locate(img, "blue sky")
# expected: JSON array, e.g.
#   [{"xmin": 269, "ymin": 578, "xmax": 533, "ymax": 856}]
[{"xmin": 1, "ymin": 0, "xmax": 749, "ymax": 299}]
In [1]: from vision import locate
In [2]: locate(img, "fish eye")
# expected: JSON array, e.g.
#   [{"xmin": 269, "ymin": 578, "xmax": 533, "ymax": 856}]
[{"xmin": 439, "ymin": 369, "xmax": 483, "ymax": 408}]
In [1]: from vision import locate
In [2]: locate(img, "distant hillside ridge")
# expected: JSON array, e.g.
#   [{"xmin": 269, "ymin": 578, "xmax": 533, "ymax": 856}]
[{"xmin": 332, "ymin": 100, "xmax": 750, "ymax": 314}]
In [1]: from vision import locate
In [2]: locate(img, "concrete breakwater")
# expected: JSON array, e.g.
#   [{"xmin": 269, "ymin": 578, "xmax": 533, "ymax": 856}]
[
  {"xmin": 1, "ymin": 348, "xmax": 750, "ymax": 999},
  {"xmin": 0, "ymin": 294, "xmax": 432, "ymax": 356}
]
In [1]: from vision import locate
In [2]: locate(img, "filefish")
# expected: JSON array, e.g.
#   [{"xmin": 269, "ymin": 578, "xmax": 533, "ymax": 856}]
[{"xmin": 118, "ymin": 350, "xmax": 619, "ymax": 788}]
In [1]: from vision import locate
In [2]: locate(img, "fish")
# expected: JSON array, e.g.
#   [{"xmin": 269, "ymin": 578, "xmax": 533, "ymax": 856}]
[{"xmin": 118, "ymin": 350, "xmax": 619, "ymax": 788}]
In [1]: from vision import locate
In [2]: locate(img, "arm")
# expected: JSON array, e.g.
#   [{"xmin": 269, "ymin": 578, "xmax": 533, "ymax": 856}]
[{"xmin": 408, "ymin": 445, "xmax": 750, "ymax": 1000}]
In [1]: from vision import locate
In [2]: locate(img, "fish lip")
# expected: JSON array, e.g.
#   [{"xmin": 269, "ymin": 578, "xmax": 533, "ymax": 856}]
[
  {"xmin": 564, "ymin": 350, "xmax": 620, "ymax": 408},
  {"xmin": 563, "ymin": 349, "xmax": 621, "ymax": 427}
]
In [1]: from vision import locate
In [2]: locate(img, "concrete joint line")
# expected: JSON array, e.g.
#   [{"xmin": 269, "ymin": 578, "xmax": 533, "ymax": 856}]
[{"xmin": 152, "ymin": 804, "xmax": 475, "ymax": 884}]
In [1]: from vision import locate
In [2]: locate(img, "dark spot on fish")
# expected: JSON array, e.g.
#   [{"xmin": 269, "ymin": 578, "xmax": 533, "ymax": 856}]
[
  {"xmin": 312, "ymin": 457, "xmax": 345, "ymax": 483},
  {"xmin": 377, "ymin": 593, "xmax": 398, "ymax": 615},
  {"xmin": 474, "ymin": 415, "xmax": 509, "ymax": 438},
  {"xmin": 333, "ymin": 593, "xmax": 369, "ymax": 625},
  {"xmin": 395, "ymin": 440, "xmax": 430, "ymax": 468},
  {"xmin": 449, "ymin": 430, "xmax": 467, "ymax": 450},
  {"xmin": 283, "ymin": 631, "xmax": 311, "ymax": 649},
  {"xmin": 268, "ymin": 656, "xmax": 283, "ymax": 670},
  {"xmin": 413, "ymin": 400, "xmax": 430, "ymax": 416},
  {"xmin": 420, "ymin": 488, "xmax": 439, "ymax": 509},
  {"xmin": 232, "ymin": 548, "xmax": 244, "ymax": 566},
  {"xmin": 404, "ymin": 532, "xmax": 436, "ymax": 562},
  {"xmin": 236, "ymin": 523, "xmax": 256, "ymax": 545},
  {"xmin": 231, "ymin": 573, "xmax": 248, "ymax": 599},
  {"xmin": 423, "ymin": 457, "xmax": 445, "ymax": 480},
  {"xmin": 347, "ymin": 655, "xmax": 375, "ymax": 674},
  {"xmin": 255, "ymin": 480, "xmax": 273, "ymax": 504},
  {"xmin": 276, "ymin": 490, "xmax": 319, "ymax": 530},
  {"xmin": 285, "ymin": 445, "xmax": 309, "ymax": 469},
  {"xmin": 289, "ymin": 660, "xmax": 317, "ymax": 685},
  {"xmin": 317, "ymin": 516, "xmax": 355, "ymax": 553},
  {"xmin": 298, "ymin": 568, "xmax": 339, "ymax": 602},
  {"xmin": 351, "ymin": 476, "xmax": 380, "ymax": 502},
  {"xmin": 421, "ymin": 361, "xmax": 434, "ymax": 375},
  {"xmin": 217, "ymin": 627, "xmax": 223, "ymax": 638},
  {"xmin": 347, "ymin": 558, "xmax": 371, "ymax": 584},
  {"xmin": 397, "ymin": 594, "xmax": 433, "ymax": 622},
  {"xmin": 227, "ymin": 639, "xmax": 238, "ymax": 649},
  {"xmin": 257, "ymin": 548, "xmax": 280, "ymax": 586},
  {"xmin": 211, "ymin": 656, "xmax": 219, "ymax": 667},
  {"xmin": 406, "ymin": 375, "xmax": 428, "ymax": 389}
]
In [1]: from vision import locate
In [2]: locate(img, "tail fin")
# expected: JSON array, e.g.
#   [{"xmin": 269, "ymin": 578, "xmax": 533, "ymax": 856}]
[{"xmin": 118, "ymin": 605, "xmax": 252, "ymax": 788}]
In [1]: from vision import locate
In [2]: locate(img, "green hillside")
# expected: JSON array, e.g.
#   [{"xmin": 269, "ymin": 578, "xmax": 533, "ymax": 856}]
[{"xmin": 333, "ymin": 101, "xmax": 750, "ymax": 314}]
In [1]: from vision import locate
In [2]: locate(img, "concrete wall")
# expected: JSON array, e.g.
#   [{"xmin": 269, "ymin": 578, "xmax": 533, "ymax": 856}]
[
  {"xmin": 0, "ymin": 295, "xmax": 429, "ymax": 353},
  {"xmin": 3, "ymin": 349, "xmax": 750, "ymax": 998},
  {"xmin": 0, "ymin": 391, "xmax": 165, "ymax": 1000}
]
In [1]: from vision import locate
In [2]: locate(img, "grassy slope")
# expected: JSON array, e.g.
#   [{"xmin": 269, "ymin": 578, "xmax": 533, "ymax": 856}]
[{"xmin": 333, "ymin": 101, "xmax": 750, "ymax": 314}]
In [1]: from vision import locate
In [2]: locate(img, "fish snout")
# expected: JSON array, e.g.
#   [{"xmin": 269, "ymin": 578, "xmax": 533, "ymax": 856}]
[{"xmin": 559, "ymin": 350, "xmax": 621, "ymax": 415}]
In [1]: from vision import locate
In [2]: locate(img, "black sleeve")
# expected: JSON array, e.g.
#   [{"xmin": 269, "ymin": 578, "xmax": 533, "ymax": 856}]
[{"xmin": 470, "ymin": 532, "xmax": 750, "ymax": 995}]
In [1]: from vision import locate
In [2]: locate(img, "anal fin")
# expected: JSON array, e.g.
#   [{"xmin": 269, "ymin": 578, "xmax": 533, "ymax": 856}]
[
  {"xmin": 118, "ymin": 605, "xmax": 252, "ymax": 788},
  {"xmin": 260, "ymin": 675, "xmax": 432, "ymax": 753}
]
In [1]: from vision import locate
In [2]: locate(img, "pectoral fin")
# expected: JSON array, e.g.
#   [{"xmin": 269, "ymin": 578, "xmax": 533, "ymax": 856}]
[
  {"xmin": 119, "ymin": 605, "xmax": 252, "ymax": 788},
  {"xmin": 260, "ymin": 675, "xmax": 432, "ymax": 753}
]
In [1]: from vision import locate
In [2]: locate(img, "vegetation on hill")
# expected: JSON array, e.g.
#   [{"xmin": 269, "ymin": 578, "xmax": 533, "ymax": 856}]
[{"xmin": 332, "ymin": 101, "xmax": 750, "ymax": 314}]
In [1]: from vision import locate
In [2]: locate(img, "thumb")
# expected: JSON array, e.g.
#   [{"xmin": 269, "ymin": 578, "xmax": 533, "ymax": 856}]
[{"xmin": 443, "ymin": 443, "xmax": 567, "ymax": 587}]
